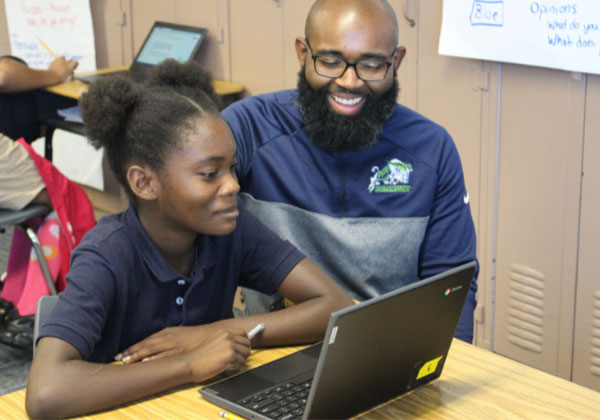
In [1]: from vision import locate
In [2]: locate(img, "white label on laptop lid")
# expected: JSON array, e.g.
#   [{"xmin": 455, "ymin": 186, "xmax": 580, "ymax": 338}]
[{"xmin": 328, "ymin": 326, "xmax": 338, "ymax": 344}]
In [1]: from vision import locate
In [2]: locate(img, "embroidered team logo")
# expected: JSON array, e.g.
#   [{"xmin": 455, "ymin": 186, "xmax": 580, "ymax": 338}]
[{"xmin": 368, "ymin": 158, "xmax": 413, "ymax": 193}]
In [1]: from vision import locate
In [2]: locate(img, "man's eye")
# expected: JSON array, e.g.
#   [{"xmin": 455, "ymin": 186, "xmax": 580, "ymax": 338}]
[
  {"xmin": 359, "ymin": 60, "xmax": 386, "ymax": 70},
  {"xmin": 318, "ymin": 57, "xmax": 344, "ymax": 68}
]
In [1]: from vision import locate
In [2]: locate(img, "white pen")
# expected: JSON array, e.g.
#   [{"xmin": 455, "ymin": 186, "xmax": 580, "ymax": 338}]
[{"xmin": 247, "ymin": 322, "xmax": 265, "ymax": 339}]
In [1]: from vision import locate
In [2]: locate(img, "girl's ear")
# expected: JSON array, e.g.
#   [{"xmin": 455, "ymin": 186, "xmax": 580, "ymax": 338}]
[{"xmin": 127, "ymin": 165, "xmax": 159, "ymax": 201}]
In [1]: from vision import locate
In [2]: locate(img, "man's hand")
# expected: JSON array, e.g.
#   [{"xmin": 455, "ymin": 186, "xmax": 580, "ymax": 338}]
[
  {"xmin": 115, "ymin": 324, "xmax": 221, "ymax": 363},
  {"xmin": 48, "ymin": 56, "xmax": 78, "ymax": 83}
]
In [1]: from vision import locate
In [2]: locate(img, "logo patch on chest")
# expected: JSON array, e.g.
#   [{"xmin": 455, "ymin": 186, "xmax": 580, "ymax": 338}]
[{"xmin": 368, "ymin": 159, "xmax": 413, "ymax": 193}]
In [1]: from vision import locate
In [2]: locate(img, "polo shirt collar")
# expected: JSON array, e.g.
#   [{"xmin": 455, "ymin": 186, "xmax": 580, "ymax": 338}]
[{"xmin": 123, "ymin": 204, "xmax": 218, "ymax": 283}]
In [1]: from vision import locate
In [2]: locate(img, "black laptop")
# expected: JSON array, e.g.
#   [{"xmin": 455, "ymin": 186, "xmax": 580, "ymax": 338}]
[
  {"xmin": 77, "ymin": 21, "xmax": 207, "ymax": 84},
  {"xmin": 198, "ymin": 261, "xmax": 476, "ymax": 420}
]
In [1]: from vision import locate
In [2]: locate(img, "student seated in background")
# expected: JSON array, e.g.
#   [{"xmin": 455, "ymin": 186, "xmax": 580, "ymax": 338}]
[
  {"xmin": 0, "ymin": 54, "xmax": 78, "ymax": 215},
  {"xmin": 0, "ymin": 55, "xmax": 78, "ymax": 142},
  {"xmin": 0, "ymin": 54, "xmax": 90, "ymax": 349},
  {"xmin": 0, "ymin": 133, "xmax": 94, "ymax": 348},
  {"xmin": 0, "ymin": 133, "xmax": 50, "ymax": 211},
  {"xmin": 26, "ymin": 60, "xmax": 352, "ymax": 419},
  {"xmin": 0, "ymin": 132, "xmax": 51, "ymax": 339}
]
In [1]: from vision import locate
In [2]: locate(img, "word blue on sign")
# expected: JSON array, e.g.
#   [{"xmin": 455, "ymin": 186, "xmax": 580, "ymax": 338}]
[{"xmin": 470, "ymin": 0, "xmax": 504, "ymax": 27}]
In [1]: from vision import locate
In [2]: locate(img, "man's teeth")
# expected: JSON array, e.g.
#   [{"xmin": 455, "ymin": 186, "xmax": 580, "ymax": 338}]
[{"xmin": 332, "ymin": 95, "xmax": 362, "ymax": 105}]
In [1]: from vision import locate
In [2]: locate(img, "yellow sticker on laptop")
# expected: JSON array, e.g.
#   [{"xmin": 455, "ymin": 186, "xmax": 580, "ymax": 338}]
[{"xmin": 416, "ymin": 356, "xmax": 443, "ymax": 379}]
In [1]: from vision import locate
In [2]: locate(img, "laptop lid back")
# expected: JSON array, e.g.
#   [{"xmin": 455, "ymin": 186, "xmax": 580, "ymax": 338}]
[
  {"xmin": 129, "ymin": 21, "xmax": 207, "ymax": 74},
  {"xmin": 304, "ymin": 261, "xmax": 476, "ymax": 419}
]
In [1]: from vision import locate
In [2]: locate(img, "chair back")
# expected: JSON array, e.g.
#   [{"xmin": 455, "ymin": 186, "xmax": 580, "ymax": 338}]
[{"xmin": 33, "ymin": 295, "xmax": 59, "ymax": 353}]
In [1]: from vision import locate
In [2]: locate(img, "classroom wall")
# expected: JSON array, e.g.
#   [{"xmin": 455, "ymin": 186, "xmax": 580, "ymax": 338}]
[
  {"xmin": 1, "ymin": 0, "xmax": 598, "ymax": 391},
  {"xmin": 0, "ymin": 3, "xmax": 8, "ymax": 54}
]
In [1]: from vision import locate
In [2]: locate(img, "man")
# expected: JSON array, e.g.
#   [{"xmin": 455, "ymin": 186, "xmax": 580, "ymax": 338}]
[
  {"xmin": 0, "ymin": 55, "xmax": 78, "ymax": 142},
  {"xmin": 222, "ymin": 0, "xmax": 478, "ymax": 342}
]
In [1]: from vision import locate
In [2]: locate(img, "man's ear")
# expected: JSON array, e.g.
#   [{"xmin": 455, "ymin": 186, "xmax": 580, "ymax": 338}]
[
  {"xmin": 127, "ymin": 165, "xmax": 159, "ymax": 201},
  {"xmin": 393, "ymin": 46, "xmax": 407, "ymax": 71},
  {"xmin": 295, "ymin": 37, "xmax": 308, "ymax": 67}
]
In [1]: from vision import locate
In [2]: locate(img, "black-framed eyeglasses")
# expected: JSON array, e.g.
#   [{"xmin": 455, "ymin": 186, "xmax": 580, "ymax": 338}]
[{"xmin": 304, "ymin": 38, "xmax": 396, "ymax": 82}]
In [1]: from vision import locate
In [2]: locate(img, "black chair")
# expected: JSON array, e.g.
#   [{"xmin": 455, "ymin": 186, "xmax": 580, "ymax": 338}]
[
  {"xmin": 32, "ymin": 294, "xmax": 59, "ymax": 353},
  {"xmin": 0, "ymin": 204, "xmax": 56, "ymax": 295}
]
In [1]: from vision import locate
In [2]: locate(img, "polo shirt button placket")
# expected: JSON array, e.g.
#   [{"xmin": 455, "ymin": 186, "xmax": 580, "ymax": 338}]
[{"xmin": 176, "ymin": 279, "xmax": 186, "ymax": 307}]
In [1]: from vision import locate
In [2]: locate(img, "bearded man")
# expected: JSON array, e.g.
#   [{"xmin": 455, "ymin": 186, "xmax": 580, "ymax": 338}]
[{"xmin": 222, "ymin": 0, "xmax": 478, "ymax": 342}]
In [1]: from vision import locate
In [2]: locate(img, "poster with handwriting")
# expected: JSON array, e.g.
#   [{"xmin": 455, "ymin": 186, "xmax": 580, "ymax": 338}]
[
  {"xmin": 4, "ymin": 0, "xmax": 96, "ymax": 71},
  {"xmin": 439, "ymin": 0, "xmax": 600, "ymax": 75}
]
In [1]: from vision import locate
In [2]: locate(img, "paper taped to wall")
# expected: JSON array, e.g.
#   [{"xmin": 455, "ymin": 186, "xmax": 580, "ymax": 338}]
[
  {"xmin": 439, "ymin": 0, "xmax": 600, "ymax": 75},
  {"xmin": 4, "ymin": 0, "xmax": 96, "ymax": 71}
]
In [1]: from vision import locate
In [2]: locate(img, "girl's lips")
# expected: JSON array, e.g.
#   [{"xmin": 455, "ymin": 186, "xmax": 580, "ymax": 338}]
[{"xmin": 215, "ymin": 205, "xmax": 239, "ymax": 218}]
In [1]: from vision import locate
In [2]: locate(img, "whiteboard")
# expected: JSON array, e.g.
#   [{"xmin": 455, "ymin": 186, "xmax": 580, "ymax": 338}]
[
  {"xmin": 439, "ymin": 0, "xmax": 600, "ymax": 75},
  {"xmin": 4, "ymin": 0, "xmax": 96, "ymax": 72}
]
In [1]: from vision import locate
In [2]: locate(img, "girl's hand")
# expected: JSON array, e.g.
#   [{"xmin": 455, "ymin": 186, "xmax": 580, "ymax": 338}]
[
  {"xmin": 184, "ymin": 329, "xmax": 251, "ymax": 382},
  {"xmin": 115, "ymin": 324, "xmax": 219, "ymax": 363}
]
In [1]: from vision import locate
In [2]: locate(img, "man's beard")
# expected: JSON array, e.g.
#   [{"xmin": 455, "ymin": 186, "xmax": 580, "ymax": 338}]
[{"xmin": 297, "ymin": 70, "xmax": 398, "ymax": 152}]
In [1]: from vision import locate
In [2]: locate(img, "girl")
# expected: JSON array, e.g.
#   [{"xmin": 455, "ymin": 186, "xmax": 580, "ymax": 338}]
[{"xmin": 26, "ymin": 60, "xmax": 352, "ymax": 418}]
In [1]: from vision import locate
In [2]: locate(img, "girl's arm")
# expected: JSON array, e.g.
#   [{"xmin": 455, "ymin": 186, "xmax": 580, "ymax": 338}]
[
  {"xmin": 26, "ymin": 329, "xmax": 250, "ymax": 419},
  {"xmin": 117, "ymin": 258, "xmax": 353, "ymax": 363},
  {"xmin": 223, "ymin": 257, "xmax": 354, "ymax": 346}
]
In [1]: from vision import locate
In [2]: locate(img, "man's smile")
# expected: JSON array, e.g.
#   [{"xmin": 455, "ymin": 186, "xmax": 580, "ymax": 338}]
[{"xmin": 328, "ymin": 93, "xmax": 365, "ymax": 115}]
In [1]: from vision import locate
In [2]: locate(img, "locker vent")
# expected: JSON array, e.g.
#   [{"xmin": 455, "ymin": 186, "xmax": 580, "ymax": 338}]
[
  {"xmin": 591, "ymin": 290, "xmax": 600, "ymax": 377},
  {"xmin": 506, "ymin": 264, "xmax": 544, "ymax": 353}
]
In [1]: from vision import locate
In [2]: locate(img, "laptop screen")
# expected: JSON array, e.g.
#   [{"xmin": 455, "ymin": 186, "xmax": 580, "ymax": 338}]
[{"xmin": 133, "ymin": 22, "xmax": 207, "ymax": 68}]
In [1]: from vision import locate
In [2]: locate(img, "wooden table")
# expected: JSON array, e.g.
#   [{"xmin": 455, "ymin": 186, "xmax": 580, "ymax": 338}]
[
  {"xmin": 1, "ymin": 339, "xmax": 599, "ymax": 419},
  {"xmin": 45, "ymin": 66, "xmax": 245, "ymax": 101}
]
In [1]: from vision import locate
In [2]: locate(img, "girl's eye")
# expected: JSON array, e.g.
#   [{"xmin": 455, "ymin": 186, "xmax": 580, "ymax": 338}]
[{"xmin": 200, "ymin": 171, "xmax": 218, "ymax": 179}]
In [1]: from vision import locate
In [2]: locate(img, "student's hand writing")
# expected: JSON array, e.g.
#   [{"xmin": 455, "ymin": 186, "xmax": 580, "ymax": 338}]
[
  {"xmin": 183, "ymin": 329, "xmax": 251, "ymax": 382},
  {"xmin": 48, "ymin": 57, "xmax": 78, "ymax": 83},
  {"xmin": 115, "ymin": 324, "xmax": 222, "ymax": 363}
]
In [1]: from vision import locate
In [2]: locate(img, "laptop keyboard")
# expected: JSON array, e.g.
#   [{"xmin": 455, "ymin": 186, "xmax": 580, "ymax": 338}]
[{"xmin": 238, "ymin": 379, "xmax": 313, "ymax": 420}]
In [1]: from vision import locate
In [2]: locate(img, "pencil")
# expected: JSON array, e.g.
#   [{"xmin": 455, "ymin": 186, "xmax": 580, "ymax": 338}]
[
  {"xmin": 37, "ymin": 37, "xmax": 57, "ymax": 58},
  {"xmin": 247, "ymin": 322, "xmax": 264, "ymax": 340},
  {"xmin": 218, "ymin": 410, "xmax": 244, "ymax": 420}
]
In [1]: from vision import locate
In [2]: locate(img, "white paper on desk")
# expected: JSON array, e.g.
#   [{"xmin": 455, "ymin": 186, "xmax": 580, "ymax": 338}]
[
  {"xmin": 51, "ymin": 129, "xmax": 104, "ymax": 190},
  {"xmin": 4, "ymin": 0, "xmax": 96, "ymax": 72},
  {"xmin": 57, "ymin": 106, "xmax": 83, "ymax": 123}
]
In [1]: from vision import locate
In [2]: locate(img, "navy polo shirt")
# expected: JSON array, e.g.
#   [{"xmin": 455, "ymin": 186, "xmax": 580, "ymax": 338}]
[{"xmin": 39, "ymin": 202, "xmax": 304, "ymax": 362}]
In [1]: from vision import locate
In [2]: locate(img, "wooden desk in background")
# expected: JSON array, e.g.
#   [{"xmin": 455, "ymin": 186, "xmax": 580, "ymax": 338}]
[
  {"xmin": 1, "ymin": 339, "xmax": 599, "ymax": 419},
  {"xmin": 46, "ymin": 66, "xmax": 246, "ymax": 103}
]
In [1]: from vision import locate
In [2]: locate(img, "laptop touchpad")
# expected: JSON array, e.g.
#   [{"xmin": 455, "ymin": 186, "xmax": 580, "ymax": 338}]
[
  {"xmin": 205, "ymin": 347, "xmax": 319, "ymax": 399},
  {"xmin": 253, "ymin": 350, "xmax": 317, "ymax": 382}
]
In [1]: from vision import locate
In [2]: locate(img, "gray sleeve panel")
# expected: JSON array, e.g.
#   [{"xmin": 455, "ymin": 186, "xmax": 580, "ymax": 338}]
[{"xmin": 240, "ymin": 193, "xmax": 428, "ymax": 301}]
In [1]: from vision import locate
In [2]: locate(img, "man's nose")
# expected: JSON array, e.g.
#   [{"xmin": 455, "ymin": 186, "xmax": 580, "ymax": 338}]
[{"xmin": 335, "ymin": 64, "xmax": 364, "ymax": 90}]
